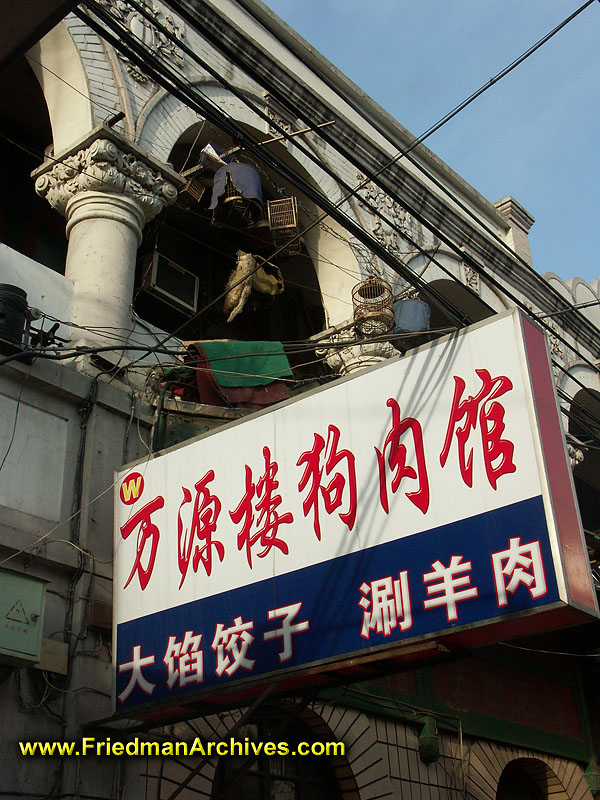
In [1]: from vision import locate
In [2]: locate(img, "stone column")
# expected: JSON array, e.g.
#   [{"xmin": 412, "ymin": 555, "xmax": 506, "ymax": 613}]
[{"xmin": 33, "ymin": 127, "xmax": 180, "ymax": 347}]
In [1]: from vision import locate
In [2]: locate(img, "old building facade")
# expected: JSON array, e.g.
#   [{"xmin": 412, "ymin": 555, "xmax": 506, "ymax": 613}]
[{"xmin": 0, "ymin": 1, "xmax": 599, "ymax": 798}]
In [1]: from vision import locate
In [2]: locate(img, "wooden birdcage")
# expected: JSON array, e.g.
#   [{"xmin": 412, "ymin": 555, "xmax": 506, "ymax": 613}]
[
  {"xmin": 180, "ymin": 177, "xmax": 207, "ymax": 204},
  {"xmin": 352, "ymin": 276, "xmax": 394, "ymax": 335},
  {"xmin": 178, "ymin": 167, "xmax": 213, "ymax": 206},
  {"xmin": 267, "ymin": 196, "xmax": 301, "ymax": 255}
]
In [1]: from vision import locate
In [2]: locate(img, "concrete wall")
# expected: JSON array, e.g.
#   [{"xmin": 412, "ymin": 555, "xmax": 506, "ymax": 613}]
[{"xmin": 0, "ymin": 356, "xmax": 153, "ymax": 798}]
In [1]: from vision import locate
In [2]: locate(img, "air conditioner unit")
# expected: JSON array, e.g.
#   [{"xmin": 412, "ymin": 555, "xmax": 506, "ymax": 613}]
[{"xmin": 143, "ymin": 252, "xmax": 199, "ymax": 315}]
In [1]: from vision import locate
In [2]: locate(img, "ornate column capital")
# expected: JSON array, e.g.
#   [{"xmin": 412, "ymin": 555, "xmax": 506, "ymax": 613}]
[
  {"xmin": 315, "ymin": 325, "xmax": 396, "ymax": 376},
  {"xmin": 32, "ymin": 125, "xmax": 182, "ymax": 223}
]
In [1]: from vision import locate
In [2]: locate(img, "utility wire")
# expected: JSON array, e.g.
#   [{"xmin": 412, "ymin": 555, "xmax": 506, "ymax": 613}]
[
  {"xmin": 11, "ymin": 25, "xmax": 600, "ymax": 424},
  {"xmin": 77, "ymin": 0, "xmax": 600, "ymax": 385},
  {"xmin": 232, "ymin": 0, "xmax": 597, "ymax": 161},
  {"xmin": 29, "ymin": 0, "xmax": 593, "ymax": 375},
  {"xmin": 233, "ymin": 0, "xmax": 588, "ymax": 283},
  {"xmin": 162, "ymin": 0, "xmax": 600, "ymax": 358},
  {"xmin": 14, "ymin": 2, "xmax": 600, "ymax": 432},
  {"xmin": 20, "ymin": 0, "xmax": 596, "ymax": 363},
  {"xmin": 167, "ymin": 0, "xmax": 599, "ymax": 287},
  {"xmin": 13, "ymin": 2, "xmax": 600, "ymax": 426},
  {"xmin": 76, "ymin": 0, "xmax": 481, "ymax": 332},
  {"xmin": 75, "ymin": 0, "xmax": 482, "ymax": 334},
  {"xmin": 49, "ymin": 0, "xmax": 598, "ymax": 317}
]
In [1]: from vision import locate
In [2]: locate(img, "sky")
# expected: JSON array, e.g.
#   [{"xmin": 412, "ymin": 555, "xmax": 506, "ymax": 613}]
[{"xmin": 262, "ymin": 0, "xmax": 599, "ymax": 285}]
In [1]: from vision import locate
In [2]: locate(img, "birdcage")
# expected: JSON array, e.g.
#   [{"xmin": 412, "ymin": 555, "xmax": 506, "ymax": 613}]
[
  {"xmin": 178, "ymin": 166, "xmax": 214, "ymax": 206},
  {"xmin": 267, "ymin": 196, "xmax": 301, "ymax": 255},
  {"xmin": 210, "ymin": 164, "xmax": 263, "ymax": 228},
  {"xmin": 352, "ymin": 276, "xmax": 394, "ymax": 335},
  {"xmin": 179, "ymin": 176, "xmax": 208, "ymax": 205}
]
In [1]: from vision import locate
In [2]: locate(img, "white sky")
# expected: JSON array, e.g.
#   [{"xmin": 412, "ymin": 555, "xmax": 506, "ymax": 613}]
[{"xmin": 263, "ymin": 0, "xmax": 600, "ymax": 285}]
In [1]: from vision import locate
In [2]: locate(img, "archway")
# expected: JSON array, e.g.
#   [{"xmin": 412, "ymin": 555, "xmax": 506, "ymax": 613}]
[
  {"xmin": 496, "ymin": 758, "xmax": 575, "ymax": 800},
  {"xmin": 211, "ymin": 707, "xmax": 346, "ymax": 800},
  {"xmin": 0, "ymin": 54, "xmax": 67, "ymax": 273},
  {"xmin": 468, "ymin": 740, "xmax": 593, "ymax": 800},
  {"xmin": 133, "ymin": 119, "xmax": 328, "ymax": 371},
  {"xmin": 424, "ymin": 278, "xmax": 495, "ymax": 331},
  {"xmin": 142, "ymin": 701, "xmax": 361, "ymax": 800}
]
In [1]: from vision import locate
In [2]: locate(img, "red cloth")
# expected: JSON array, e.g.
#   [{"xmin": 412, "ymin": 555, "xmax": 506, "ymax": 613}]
[{"xmin": 185, "ymin": 343, "xmax": 291, "ymax": 409}]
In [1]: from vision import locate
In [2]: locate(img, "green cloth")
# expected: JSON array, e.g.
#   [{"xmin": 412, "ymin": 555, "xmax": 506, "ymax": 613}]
[{"xmin": 198, "ymin": 340, "xmax": 293, "ymax": 387}]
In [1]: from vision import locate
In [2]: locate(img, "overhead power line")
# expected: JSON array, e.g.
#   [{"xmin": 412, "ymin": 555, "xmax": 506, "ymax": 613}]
[
  {"xmin": 233, "ymin": 0, "xmax": 599, "ymax": 300},
  {"xmin": 10, "ymin": 0, "xmax": 595, "ymax": 425},
  {"xmin": 76, "ymin": 0, "xmax": 600, "ymax": 388},
  {"xmin": 163, "ymin": 0, "xmax": 600, "ymax": 355},
  {"xmin": 234, "ymin": 0, "xmax": 597, "ymax": 158},
  {"xmin": 76, "ymin": 1, "xmax": 477, "ymax": 343},
  {"xmin": 392, "ymin": 0, "xmax": 598, "ymax": 149}
]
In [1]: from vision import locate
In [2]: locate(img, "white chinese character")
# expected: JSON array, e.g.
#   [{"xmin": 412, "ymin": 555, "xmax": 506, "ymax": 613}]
[
  {"xmin": 423, "ymin": 556, "xmax": 478, "ymax": 622},
  {"xmin": 359, "ymin": 571, "xmax": 412, "ymax": 639},
  {"xmin": 263, "ymin": 602, "xmax": 310, "ymax": 662},
  {"xmin": 163, "ymin": 630, "xmax": 204, "ymax": 689},
  {"xmin": 211, "ymin": 616, "xmax": 255, "ymax": 676},
  {"xmin": 118, "ymin": 644, "xmax": 155, "ymax": 702},
  {"xmin": 492, "ymin": 537, "xmax": 547, "ymax": 607}
]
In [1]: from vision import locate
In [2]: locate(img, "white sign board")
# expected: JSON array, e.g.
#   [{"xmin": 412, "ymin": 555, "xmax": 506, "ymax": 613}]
[{"xmin": 114, "ymin": 310, "xmax": 596, "ymax": 715}]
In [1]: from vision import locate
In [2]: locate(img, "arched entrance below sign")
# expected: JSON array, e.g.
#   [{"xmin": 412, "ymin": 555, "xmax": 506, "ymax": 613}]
[
  {"xmin": 497, "ymin": 759, "xmax": 561, "ymax": 800},
  {"xmin": 211, "ymin": 703, "xmax": 354, "ymax": 800},
  {"xmin": 141, "ymin": 701, "xmax": 364, "ymax": 799},
  {"xmin": 467, "ymin": 740, "xmax": 593, "ymax": 800}
]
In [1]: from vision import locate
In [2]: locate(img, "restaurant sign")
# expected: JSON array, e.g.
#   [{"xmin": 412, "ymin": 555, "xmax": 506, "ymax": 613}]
[{"xmin": 113, "ymin": 310, "xmax": 597, "ymax": 715}]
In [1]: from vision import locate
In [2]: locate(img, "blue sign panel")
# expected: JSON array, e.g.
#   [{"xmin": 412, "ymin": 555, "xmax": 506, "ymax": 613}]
[{"xmin": 116, "ymin": 495, "xmax": 558, "ymax": 708}]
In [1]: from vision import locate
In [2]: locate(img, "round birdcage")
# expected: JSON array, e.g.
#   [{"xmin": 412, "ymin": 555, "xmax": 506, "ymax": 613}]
[
  {"xmin": 211, "ymin": 164, "xmax": 264, "ymax": 229},
  {"xmin": 217, "ymin": 175, "xmax": 263, "ymax": 227},
  {"xmin": 352, "ymin": 276, "xmax": 394, "ymax": 335}
]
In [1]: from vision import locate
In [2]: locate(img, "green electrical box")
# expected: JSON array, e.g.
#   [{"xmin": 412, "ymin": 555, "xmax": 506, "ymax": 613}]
[{"xmin": 0, "ymin": 567, "xmax": 48, "ymax": 667}]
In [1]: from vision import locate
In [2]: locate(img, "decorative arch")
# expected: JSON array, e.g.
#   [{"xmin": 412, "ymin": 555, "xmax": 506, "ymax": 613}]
[
  {"xmin": 566, "ymin": 278, "xmax": 600, "ymax": 328},
  {"xmin": 135, "ymin": 80, "xmax": 345, "ymax": 202},
  {"xmin": 403, "ymin": 249, "xmax": 509, "ymax": 329},
  {"xmin": 307, "ymin": 702, "xmax": 393, "ymax": 799},
  {"xmin": 25, "ymin": 21, "xmax": 93, "ymax": 153},
  {"xmin": 420, "ymin": 277, "xmax": 495, "ymax": 330},
  {"xmin": 497, "ymin": 758, "xmax": 587, "ymax": 800},
  {"xmin": 543, "ymin": 273, "xmax": 575, "ymax": 304},
  {"xmin": 135, "ymin": 84, "xmax": 360, "ymax": 327},
  {"xmin": 141, "ymin": 701, "xmax": 383, "ymax": 799},
  {"xmin": 467, "ymin": 741, "xmax": 593, "ymax": 800}
]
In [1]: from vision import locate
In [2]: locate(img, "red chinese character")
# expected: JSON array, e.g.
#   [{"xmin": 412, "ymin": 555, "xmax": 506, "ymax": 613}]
[
  {"xmin": 177, "ymin": 470, "xmax": 224, "ymax": 586},
  {"xmin": 120, "ymin": 495, "xmax": 165, "ymax": 590},
  {"xmin": 376, "ymin": 398, "xmax": 429, "ymax": 514},
  {"xmin": 297, "ymin": 424, "xmax": 357, "ymax": 540},
  {"xmin": 440, "ymin": 369, "xmax": 516, "ymax": 489},
  {"xmin": 230, "ymin": 446, "xmax": 293, "ymax": 569}
]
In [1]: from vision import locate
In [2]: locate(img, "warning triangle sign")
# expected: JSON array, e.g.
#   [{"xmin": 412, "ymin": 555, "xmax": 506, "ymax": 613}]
[{"xmin": 5, "ymin": 600, "xmax": 29, "ymax": 625}]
